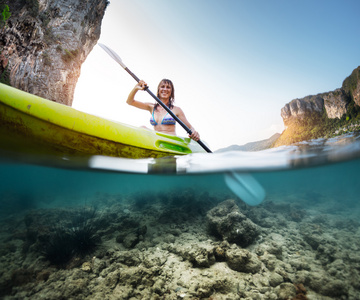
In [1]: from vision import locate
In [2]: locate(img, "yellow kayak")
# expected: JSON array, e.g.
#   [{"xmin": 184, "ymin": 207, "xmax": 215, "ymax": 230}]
[{"xmin": 0, "ymin": 83, "xmax": 206, "ymax": 158}]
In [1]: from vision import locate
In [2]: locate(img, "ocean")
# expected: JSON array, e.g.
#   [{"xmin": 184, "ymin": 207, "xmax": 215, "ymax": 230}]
[{"xmin": 0, "ymin": 133, "xmax": 360, "ymax": 299}]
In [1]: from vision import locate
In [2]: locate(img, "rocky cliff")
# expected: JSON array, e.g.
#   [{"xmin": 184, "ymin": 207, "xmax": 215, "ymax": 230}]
[
  {"xmin": 0, "ymin": 0, "xmax": 109, "ymax": 105},
  {"xmin": 274, "ymin": 66, "xmax": 360, "ymax": 146}
]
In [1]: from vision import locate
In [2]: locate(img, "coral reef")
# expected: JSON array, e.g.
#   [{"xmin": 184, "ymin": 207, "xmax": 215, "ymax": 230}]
[{"xmin": 0, "ymin": 189, "xmax": 359, "ymax": 299}]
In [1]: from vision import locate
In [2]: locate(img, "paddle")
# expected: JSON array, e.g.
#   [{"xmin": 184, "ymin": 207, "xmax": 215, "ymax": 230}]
[
  {"xmin": 224, "ymin": 172, "xmax": 265, "ymax": 206},
  {"xmin": 98, "ymin": 43, "xmax": 212, "ymax": 153}
]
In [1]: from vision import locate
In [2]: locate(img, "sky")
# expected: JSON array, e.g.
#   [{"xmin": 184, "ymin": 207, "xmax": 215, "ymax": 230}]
[{"xmin": 73, "ymin": 0, "xmax": 360, "ymax": 151}]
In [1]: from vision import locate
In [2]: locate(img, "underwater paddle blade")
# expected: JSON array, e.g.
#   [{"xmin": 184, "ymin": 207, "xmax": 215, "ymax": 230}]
[{"xmin": 224, "ymin": 172, "xmax": 265, "ymax": 206}]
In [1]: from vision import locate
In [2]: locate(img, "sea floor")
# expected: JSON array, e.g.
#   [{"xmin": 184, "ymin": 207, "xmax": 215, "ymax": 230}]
[{"xmin": 0, "ymin": 188, "xmax": 359, "ymax": 300}]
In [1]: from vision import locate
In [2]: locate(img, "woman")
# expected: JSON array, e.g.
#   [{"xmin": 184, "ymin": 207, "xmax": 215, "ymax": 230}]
[{"xmin": 126, "ymin": 79, "xmax": 200, "ymax": 141}]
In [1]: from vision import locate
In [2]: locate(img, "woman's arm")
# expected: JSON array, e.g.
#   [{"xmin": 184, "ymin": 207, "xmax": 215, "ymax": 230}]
[
  {"xmin": 126, "ymin": 80, "xmax": 153, "ymax": 112},
  {"xmin": 176, "ymin": 107, "xmax": 200, "ymax": 141}
]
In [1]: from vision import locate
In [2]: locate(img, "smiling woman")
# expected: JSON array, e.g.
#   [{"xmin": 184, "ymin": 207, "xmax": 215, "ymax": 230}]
[{"xmin": 126, "ymin": 78, "xmax": 201, "ymax": 142}]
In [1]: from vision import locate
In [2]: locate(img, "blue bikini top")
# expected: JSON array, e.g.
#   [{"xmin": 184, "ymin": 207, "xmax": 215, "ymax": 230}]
[{"xmin": 150, "ymin": 109, "xmax": 176, "ymax": 126}]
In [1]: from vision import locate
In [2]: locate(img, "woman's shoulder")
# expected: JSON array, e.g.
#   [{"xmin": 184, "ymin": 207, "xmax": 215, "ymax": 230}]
[{"xmin": 172, "ymin": 105, "xmax": 184, "ymax": 112}]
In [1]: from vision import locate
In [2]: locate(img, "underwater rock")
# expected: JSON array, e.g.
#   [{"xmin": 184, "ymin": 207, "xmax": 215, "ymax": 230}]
[
  {"xmin": 112, "ymin": 249, "xmax": 142, "ymax": 267},
  {"xmin": 91, "ymin": 257, "xmax": 106, "ymax": 275},
  {"xmin": 302, "ymin": 232, "xmax": 323, "ymax": 250},
  {"xmin": 276, "ymin": 283, "xmax": 297, "ymax": 300},
  {"xmin": 321, "ymin": 279, "xmax": 348, "ymax": 297},
  {"xmin": 259, "ymin": 252, "xmax": 278, "ymax": 271},
  {"xmin": 225, "ymin": 247, "xmax": 262, "ymax": 274},
  {"xmin": 269, "ymin": 272, "xmax": 284, "ymax": 287},
  {"xmin": 123, "ymin": 232, "xmax": 139, "ymax": 249},
  {"xmin": 104, "ymin": 269, "xmax": 119, "ymax": 289},
  {"xmin": 206, "ymin": 199, "xmax": 261, "ymax": 247},
  {"xmin": 115, "ymin": 223, "xmax": 146, "ymax": 249},
  {"xmin": 81, "ymin": 262, "xmax": 91, "ymax": 273},
  {"xmin": 168, "ymin": 243, "xmax": 216, "ymax": 268}
]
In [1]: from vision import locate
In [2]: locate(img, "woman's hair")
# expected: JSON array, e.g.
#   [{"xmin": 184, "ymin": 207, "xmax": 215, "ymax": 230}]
[{"xmin": 154, "ymin": 79, "xmax": 175, "ymax": 111}]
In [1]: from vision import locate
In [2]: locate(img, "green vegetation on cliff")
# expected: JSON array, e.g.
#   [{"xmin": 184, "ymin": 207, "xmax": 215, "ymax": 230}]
[
  {"xmin": 0, "ymin": 3, "xmax": 10, "ymax": 27},
  {"xmin": 343, "ymin": 67, "xmax": 360, "ymax": 101}
]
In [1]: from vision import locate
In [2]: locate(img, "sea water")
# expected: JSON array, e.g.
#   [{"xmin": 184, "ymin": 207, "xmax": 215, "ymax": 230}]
[
  {"xmin": 1, "ymin": 133, "xmax": 360, "ymax": 299},
  {"xmin": 1, "ymin": 133, "xmax": 359, "ymax": 216}
]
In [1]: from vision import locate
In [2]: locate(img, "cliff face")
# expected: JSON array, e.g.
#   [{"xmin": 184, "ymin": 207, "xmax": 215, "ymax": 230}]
[
  {"xmin": 343, "ymin": 66, "xmax": 360, "ymax": 107},
  {"xmin": 281, "ymin": 94, "xmax": 324, "ymax": 126},
  {"xmin": 0, "ymin": 0, "xmax": 109, "ymax": 105},
  {"xmin": 281, "ymin": 66, "xmax": 360, "ymax": 126},
  {"xmin": 274, "ymin": 66, "xmax": 360, "ymax": 147}
]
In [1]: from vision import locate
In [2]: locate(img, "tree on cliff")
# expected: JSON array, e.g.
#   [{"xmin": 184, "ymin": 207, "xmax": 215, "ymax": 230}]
[{"xmin": 0, "ymin": 3, "xmax": 10, "ymax": 27}]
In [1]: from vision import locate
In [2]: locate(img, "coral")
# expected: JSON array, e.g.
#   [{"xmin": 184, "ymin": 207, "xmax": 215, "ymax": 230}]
[
  {"xmin": 206, "ymin": 199, "xmax": 261, "ymax": 247},
  {"xmin": 225, "ymin": 247, "xmax": 262, "ymax": 274}
]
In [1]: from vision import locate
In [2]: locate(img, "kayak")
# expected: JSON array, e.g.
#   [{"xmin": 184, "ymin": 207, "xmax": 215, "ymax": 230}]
[{"xmin": 0, "ymin": 83, "xmax": 206, "ymax": 158}]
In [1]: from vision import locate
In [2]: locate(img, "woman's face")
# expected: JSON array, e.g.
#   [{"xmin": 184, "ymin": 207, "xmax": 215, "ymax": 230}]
[{"xmin": 158, "ymin": 81, "xmax": 172, "ymax": 100}]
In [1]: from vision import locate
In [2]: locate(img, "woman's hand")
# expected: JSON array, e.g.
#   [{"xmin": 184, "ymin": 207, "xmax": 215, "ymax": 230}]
[
  {"xmin": 135, "ymin": 80, "xmax": 148, "ymax": 91},
  {"xmin": 189, "ymin": 128, "xmax": 200, "ymax": 141},
  {"xmin": 127, "ymin": 80, "xmax": 148, "ymax": 106}
]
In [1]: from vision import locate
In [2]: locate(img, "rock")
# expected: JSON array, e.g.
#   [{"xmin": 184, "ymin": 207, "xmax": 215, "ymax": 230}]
[
  {"xmin": 123, "ymin": 232, "xmax": 140, "ymax": 249},
  {"xmin": 302, "ymin": 232, "xmax": 323, "ymax": 250},
  {"xmin": 152, "ymin": 278, "xmax": 165, "ymax": 294},
  {"xmin": 343, "ymin": 66, "xmax": 360, "ymax": 106},
  {"xmin": 225, "ymin": 248, "xmax": 261, "ymax": 274},
  {"xmin": 1, "ymin": 0, "xmax": 108, "ymax": 105},
  {"xmin": 81, "ymin": 262, "xmax": 91, "ymax": 273},
  {"xmin": 169, "ymin": 243, "xmax": 216, "ymax": 268},
  {"xmin": 91, "ymin": 257, "xmax": 106, "ymax": 275},
  {"xmin": 323, "ymin": 89, "xmax": 349, "ymax": 119},
  {"xmin": 213, "ymin": 246, "xmax": 226, "ymax": 261},
  {"xmin": 206, "ymin": 199, "xmax": 260, "ymax": 247},
  {"xmin": 104, "ymin": 270, "xmax": 119, "ymax": 289},
  {"xmin": 276, "ymin": 283, "xmax": 297, "ymax": 300},
  {"xmin": 321, "ymin": 279, "xmax": 348, "ymax": 297},
  {"xmin": 269, "ymin": 272, "xmax": 284, "ymax": 287},
  {"xmin": 281, "ymin": 95, "xmax": 324, "ymax": 122},
  {"xmin": 259, "ymin": 252, "xmax": 277, "ymax": 271},
  {"xmin": 113, "ymin": 250, "xmax": 142, "ymax": 266}
]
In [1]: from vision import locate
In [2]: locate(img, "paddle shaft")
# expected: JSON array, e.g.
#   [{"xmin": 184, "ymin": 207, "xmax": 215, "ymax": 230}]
[{"xmin": 124, "ymin": 67, "xmax": 212, "ymax": 153}]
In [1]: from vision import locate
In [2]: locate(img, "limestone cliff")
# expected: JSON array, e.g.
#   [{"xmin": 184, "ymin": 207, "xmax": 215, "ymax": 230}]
[
  {"xmin": 274, "ymin": 66, "xmax": 360, "ymax": 147},
  {"xmin": 281, "ymin": 66, "xmax": 360, "ymax": 125},
  {"xmin": 0, "ymin": 0, "xmax": 109, "ymax": 105}
]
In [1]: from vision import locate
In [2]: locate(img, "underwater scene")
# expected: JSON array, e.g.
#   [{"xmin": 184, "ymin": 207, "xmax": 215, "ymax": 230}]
[{"xmin": 1, "ymin": 133, "xmax": 360, "ymax": 300}]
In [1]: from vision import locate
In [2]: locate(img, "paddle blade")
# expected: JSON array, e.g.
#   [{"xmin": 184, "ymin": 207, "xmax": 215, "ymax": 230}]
[
  {"xmin": 224, "ymin": 172, "xmax": 265, "ymax": 206},
  {"xmin": 98, "ymin": 43, "xmax": 127, "ymax": 69}
]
